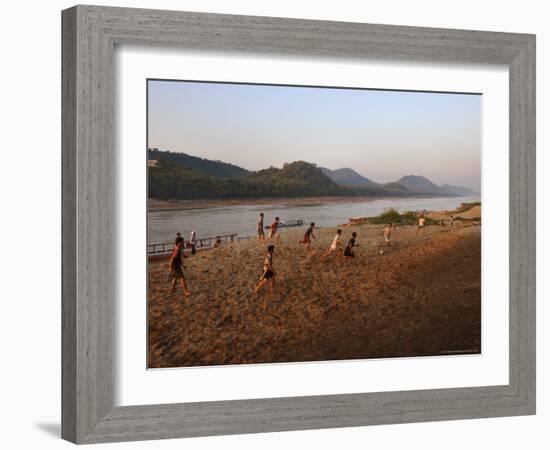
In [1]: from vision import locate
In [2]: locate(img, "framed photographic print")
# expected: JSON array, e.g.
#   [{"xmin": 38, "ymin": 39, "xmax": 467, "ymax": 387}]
[{"xmin": 62, "ymin": 5, "xmax": 536, "ymax": 444}]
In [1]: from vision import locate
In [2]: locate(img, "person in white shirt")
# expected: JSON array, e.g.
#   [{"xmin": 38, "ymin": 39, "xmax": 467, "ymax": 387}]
[
  {"xmin": 189, "ymin": 231, "xmax": 197, "ymax": 255},
  {"xmin": 416, "ymin": 215, "xmax": 426, "ymax": 234},
  {"xmin": 383, "ymin": 223, "xmax": 394, "ymax": 244},
  {"xmin": 320, "ymin": 229, "xmax": 343, "ymax": 261}
]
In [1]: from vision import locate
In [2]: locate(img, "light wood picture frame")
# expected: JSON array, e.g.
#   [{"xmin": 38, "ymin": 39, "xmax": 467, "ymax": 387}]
[{"xmin": 61, "ymin": 5, "xmax": 536, "ymax": 444}]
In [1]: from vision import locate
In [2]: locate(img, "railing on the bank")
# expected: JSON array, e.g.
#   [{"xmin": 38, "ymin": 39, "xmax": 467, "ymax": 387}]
[{"xmin": 147, "ymin": 233, "xmax": 238, "ymax": 255}]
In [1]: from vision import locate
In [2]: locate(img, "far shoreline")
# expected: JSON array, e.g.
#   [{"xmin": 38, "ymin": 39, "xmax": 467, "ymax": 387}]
[{"xmin": 148, "ymin": 194, "xmax": 479, "ymax": 212}]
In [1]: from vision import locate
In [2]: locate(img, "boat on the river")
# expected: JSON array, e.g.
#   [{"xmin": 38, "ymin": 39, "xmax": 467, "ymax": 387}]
[
  {"xmin": 265, "ymin": 219, "xmax": 304, "ymax": 229},
  {"xmin": 341, "ymin": 216, "xmax": 370, "ymax": 226}
]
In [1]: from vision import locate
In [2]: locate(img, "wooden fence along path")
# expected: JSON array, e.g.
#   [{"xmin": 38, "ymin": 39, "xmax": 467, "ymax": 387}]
[{"xmin": 148, "ymin": 233, "xmax": 238, "ymax": 258}]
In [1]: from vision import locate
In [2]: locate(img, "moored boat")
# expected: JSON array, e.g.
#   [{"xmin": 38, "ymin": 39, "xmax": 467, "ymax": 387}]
[
  {"xmin": 264, "ymin": 219, "xmax": 304, "ymax": 229},
  {"xmin": 341, "ymin": 217, "xmax": 369, "ymax": 226}
]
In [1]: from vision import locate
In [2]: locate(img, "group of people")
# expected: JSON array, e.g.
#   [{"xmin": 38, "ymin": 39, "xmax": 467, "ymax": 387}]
[
  {"xmin": 256, "ymin": 213, "xmax": 281, "ymax": 243},
  {"xmin": 253, "ymin": 215, "xmax": 360, "ymax": 295},
  {"xmin": 254, "ymin": 228, "xmax": 359, "ymax": 294},
  {"xmin": 167, "ymin": 210, "xmax": 447, "ymax": 298}
]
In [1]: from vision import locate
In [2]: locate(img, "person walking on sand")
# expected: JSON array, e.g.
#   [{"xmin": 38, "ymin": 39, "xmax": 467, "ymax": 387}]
[
  {"xmin": 267, "ymin": 217, "xmax": 280, "ymax": 241},
  {"xmin": 449, "ymin": 215, "xmax": 454, "ymax": 229},
  {"xmin": 189, "ymin": 231, "xmax": 197, "ymax": 255},
  {"xmin": 257, "ymin": 212, "xmax": 265, "ymax": 243},
  {"xmin": 320, "ymin": 229, "xmax": 343, "ymax": 261},
  {"xmin": 169, "ymin": 236, "xmax": 191, "ymax": 298},
  {"xmin": 383, "ymin": 223, "xmax": 394, "ymax": 244},
  {"xmin": 344, "ymin": 232, "xmax": 358, "ymax": 258},
  {"xmin": 299, "ymin": 222, "xmax": 316, "ymax": 250},
  {"xmin": 416, "ymin": 214, "xmax": 426, "ymax": 234},
  {"xmin": 255, "ymin": 244, "xmax": 276, "ymax": 294}
]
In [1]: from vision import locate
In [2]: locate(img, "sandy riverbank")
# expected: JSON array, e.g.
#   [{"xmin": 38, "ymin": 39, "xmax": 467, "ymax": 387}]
[
  {"xmin": 148, "ymin": 215, "xmax": 481, "ymax": 368},
  {"xmin": 426, "ymin": 204, "xmax": 481, "ymax": 221}
]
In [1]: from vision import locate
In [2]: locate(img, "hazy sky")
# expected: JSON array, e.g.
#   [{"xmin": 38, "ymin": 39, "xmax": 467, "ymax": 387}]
[{"xmin": 148, "ymin": 80, "xmax": 481, "ymax": 191}]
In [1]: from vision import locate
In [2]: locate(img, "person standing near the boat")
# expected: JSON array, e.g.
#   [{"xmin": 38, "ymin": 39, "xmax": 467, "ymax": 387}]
[
  {"xmin": 299, "ymin": 222, "xmax": 316, "ymax": 250},
  {"xmin": 257, "ymin": 212, "xmax": 265, "ymax": 243},
  {"xmin": 254, "ymin": 245, "xmax": 276, "ymax": 294},
  {"xmin": 169, "ymin": 236, "xmax": 191, "ymax": 298},
  {"xmin": 320, "ymin": 229, "xmax": 343, "ymax": 261},
  {"xmin": 267, "ymin": 217, "xmax": 280, "ymax": 241},
  {"xmin": 189, "ymin": 231, "xmax": 197, "ymax": 255},
  {"xmin": 344, "ymin": 232, "xmax": 358, "ymax": 258}
]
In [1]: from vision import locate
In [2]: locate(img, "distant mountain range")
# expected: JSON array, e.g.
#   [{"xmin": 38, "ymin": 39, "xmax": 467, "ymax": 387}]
[
  {"xmin": 321, "ymin": 168, "xmax": 478, "ymax": 197},
  {"xmin": 148, "ymin": 149, "xmax": 479, "ymax": 200},
  {"xmin": 320, "ymin": 167, "xmax": 377, "ymax": 187},
  {"xmin": 439, "ymin": 183, "xmax": 479, "ymax": 196}
]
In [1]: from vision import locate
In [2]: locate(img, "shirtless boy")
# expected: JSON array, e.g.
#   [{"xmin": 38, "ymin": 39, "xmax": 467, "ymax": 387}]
[
  {"xmin": 254, "ymin": 245, "xmax": 276, "ymax": 294},
  {"xmin": 383, "ymin": 223, "xmax": 394, "ymax": 244},
  {"xmin": 257, "ymin": 212, "xmax": 265, "ymax": 242}
]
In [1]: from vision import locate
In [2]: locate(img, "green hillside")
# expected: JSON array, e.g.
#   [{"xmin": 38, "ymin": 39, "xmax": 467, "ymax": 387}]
[
  {"xmin": 148, "ymin": 158, "xmax": 352, "ymax": 200},
  {"xmin": 148, "ymin": 148, "xmax": 250, "ymax": 178}
]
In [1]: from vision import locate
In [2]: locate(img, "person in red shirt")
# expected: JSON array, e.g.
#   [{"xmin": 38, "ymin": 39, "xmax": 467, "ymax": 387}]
[
  {"xmin": 267, "ymin": 217, "xmax": 280, "ymax": 242},
  {"xmin": 299, "ymin": 222, "xmax": 316, "ymax": 250}
]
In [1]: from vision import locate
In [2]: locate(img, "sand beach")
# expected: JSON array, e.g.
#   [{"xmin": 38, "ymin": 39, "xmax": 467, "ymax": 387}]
[{"xmin": 148, "ymin": 205, "xmax": 481, "ymax": 368}]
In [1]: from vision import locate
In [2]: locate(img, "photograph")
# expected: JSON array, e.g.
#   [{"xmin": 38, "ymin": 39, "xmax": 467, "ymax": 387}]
[{"xmin": 146, "ymin": 79, "xmax": 482, "ymax": 369}]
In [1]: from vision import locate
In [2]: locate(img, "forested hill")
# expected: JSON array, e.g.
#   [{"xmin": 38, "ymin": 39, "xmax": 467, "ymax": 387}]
[
  {"xmin": 148, "ymin": 148, "xmax": 250, "ymax": 178},
  {"xmin": 148, "ymin": 158, "xmax": 353, "ymax": 200}
]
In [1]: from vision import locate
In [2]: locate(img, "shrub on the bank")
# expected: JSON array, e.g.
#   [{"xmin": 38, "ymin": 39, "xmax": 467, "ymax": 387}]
[{"xmin": 368, "ymin": 208, "xmax": 420, "ymax": 225}]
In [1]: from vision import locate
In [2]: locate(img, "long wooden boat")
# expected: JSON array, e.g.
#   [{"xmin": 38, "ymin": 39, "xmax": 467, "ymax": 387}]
[
  {"xmin": 340, "ymin": 216, "xmax": 369, "ymax": 226},
  {"xmin": 264, "ymin": 219, "xmax": 304, "ymax": 229}
]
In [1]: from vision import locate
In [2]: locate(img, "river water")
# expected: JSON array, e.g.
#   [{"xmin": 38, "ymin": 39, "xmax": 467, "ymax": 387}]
[{"xmin": 148, "ymin": 196, "xmax": 479, "ymax": 244}]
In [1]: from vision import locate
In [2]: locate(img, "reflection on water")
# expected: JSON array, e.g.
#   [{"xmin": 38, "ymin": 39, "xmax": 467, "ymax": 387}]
[{"xmin": 148, "ymin": 196, "xmax": 480, "ymax": 244}]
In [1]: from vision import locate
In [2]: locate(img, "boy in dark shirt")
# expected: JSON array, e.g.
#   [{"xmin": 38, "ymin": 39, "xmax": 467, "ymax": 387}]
[
  {"xmin": 344, "ymin": 232, "xmax": 358, "ymax": 257},
  {"xmin": 169, "ymin": 236, "xmax": 191, "ymax": 297}
]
